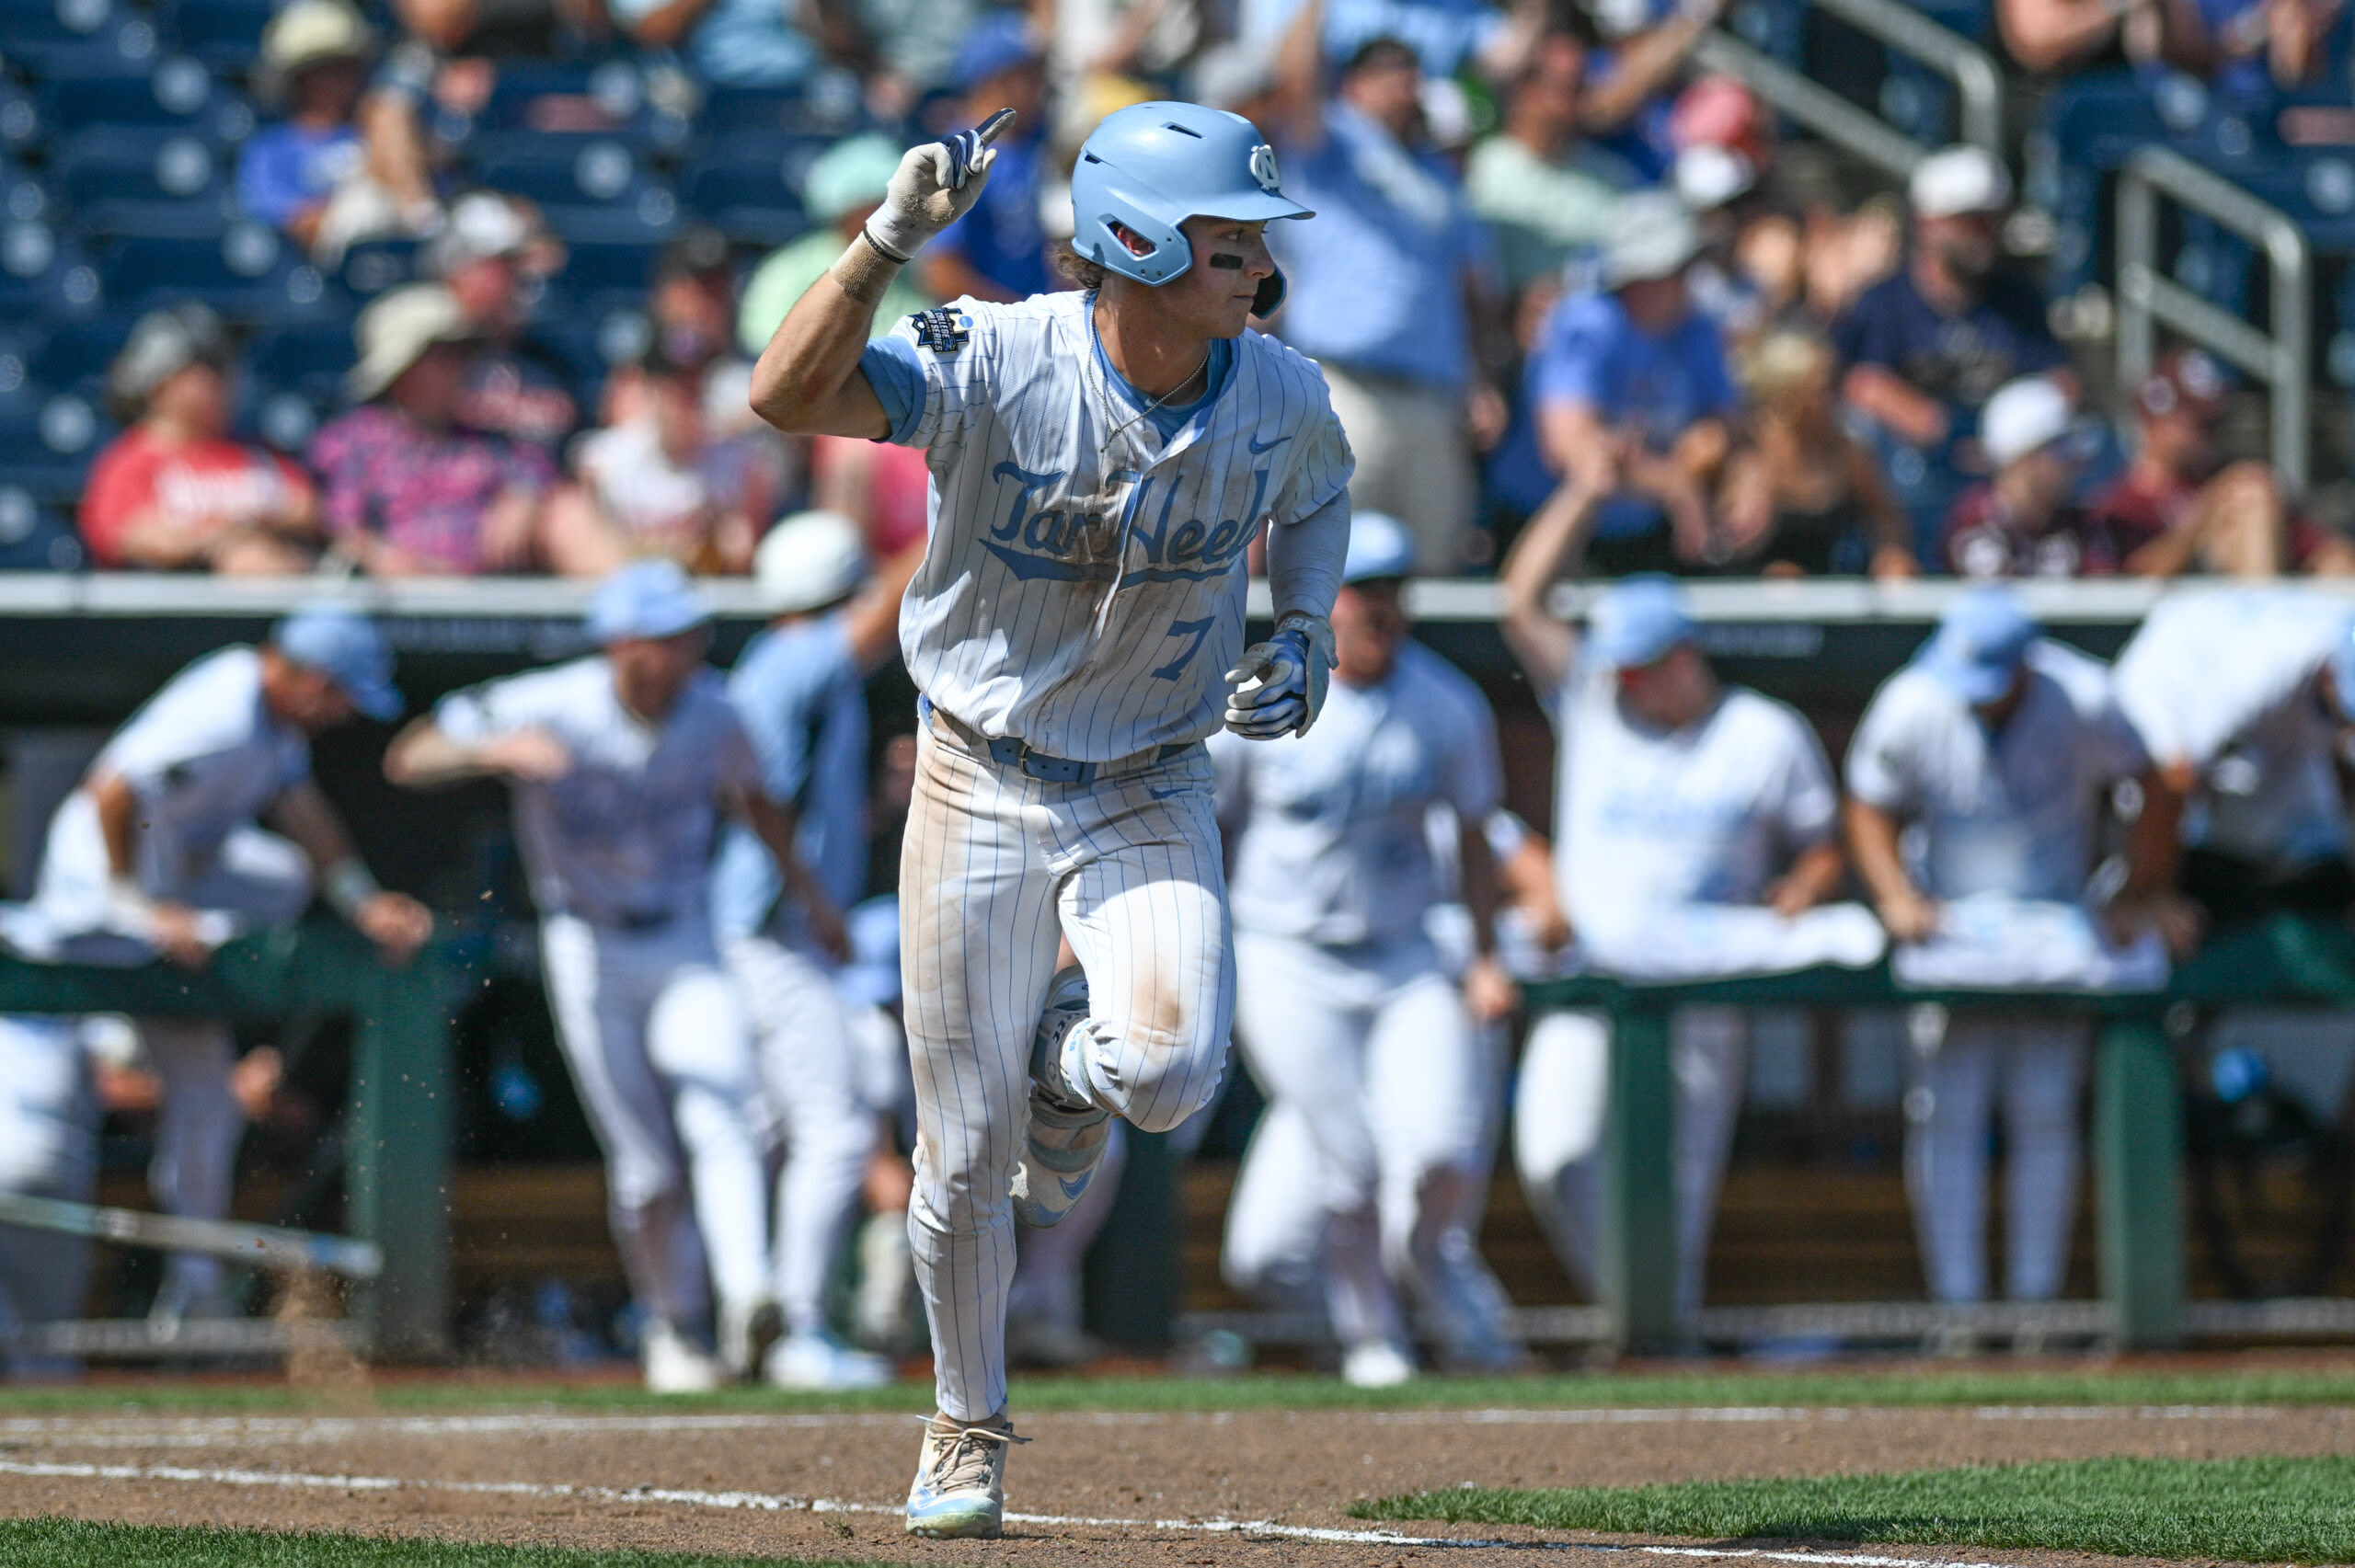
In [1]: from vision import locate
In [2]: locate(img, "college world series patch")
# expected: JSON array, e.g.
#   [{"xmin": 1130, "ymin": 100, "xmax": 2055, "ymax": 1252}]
[{"xmin": 913, "ymin": 308, "xmax": 971, "ymax": 354}]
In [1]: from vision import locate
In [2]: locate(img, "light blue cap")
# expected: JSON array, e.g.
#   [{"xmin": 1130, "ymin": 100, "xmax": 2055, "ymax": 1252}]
[
  {"xmin": 1588, "ymin": 575, "xmax": 1695, "ymax": 670},
  {"xmin": 803, "ymin": 132, "xmax": 905, "ymax": 224},
  {"xmin": 1917, "ymin": 585, "xmax": 2035, "ymax": 704},
  {"xmin": 271, "ymin": 603, "xmax": 400, "ymax": 721},
  {"xmin": 836, "ymin": 895, "xmax": 902, "ymax": 1009},
  {"xmin": 1341, "ymin": 510, "xmax": 1415, "ymax": 585},
  {"xmin": 587, "ymin": 559, "xmax": 711, "ymax": 643},
  {"xmin": 2327, "ymin": 615, "xmax": 2355, "ymax": 722}
]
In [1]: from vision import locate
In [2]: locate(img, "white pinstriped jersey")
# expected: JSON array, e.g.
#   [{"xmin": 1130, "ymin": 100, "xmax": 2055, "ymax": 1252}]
[{"xmin": 887, "ymin": 291, "xmax": 1354, "ymax": 762}]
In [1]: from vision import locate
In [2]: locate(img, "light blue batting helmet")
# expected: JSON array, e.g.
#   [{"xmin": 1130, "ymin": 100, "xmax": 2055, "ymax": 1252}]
[{"xmin": 1070, "ymin": 101, "xmax": 1313, "ymax": 312}]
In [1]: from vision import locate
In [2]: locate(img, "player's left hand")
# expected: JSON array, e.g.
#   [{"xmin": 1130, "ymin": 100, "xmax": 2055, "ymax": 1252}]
[
  {"xmin": 1223, "ymin": 612, "xmax": 1335, "ymax": 739},
  {"xmin": 357, "ymin": 891, "xmax": 435, "ymax": 965},
  {"xmin": 1462, "ymin": 954, "xmax": 1520, "ymax": 1024}
]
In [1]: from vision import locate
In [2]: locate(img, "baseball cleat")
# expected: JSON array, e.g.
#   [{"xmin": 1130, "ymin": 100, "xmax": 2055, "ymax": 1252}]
[
  {"xmin": 641, "ymin": 1320, "xmax": 727, "ymax": 1394},
  {"xmin": 718, "ymin": 1297, "xmax": 784, "ymax": 1381},
  {"xmin": 905, "ymin": 1413, "xmax": 1023, "ymax": 1538},
  {"xmin": 764, "ymin": 1330, "xmax": 894, "ymax": 1391},
  {"xmin": 1340, "ymin": 1339, "xmax": 1417, "ymax": 1389},
  {"xmin": 1012, "ymin": 965, "xmax": 1112, "ymax": 1229}
]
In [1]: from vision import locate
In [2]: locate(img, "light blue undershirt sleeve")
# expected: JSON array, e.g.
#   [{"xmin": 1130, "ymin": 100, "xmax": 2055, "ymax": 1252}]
[{"xmin": 858, "ymin": 336, "xmax": 927, "ymax": 445}]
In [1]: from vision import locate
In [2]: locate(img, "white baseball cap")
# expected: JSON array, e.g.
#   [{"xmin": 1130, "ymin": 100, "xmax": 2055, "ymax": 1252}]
[
  {"xmin": 756, "ymin": 510, "xmax": 869, "ymax": 612},
  {"xmin": 1908, "ymin": 145, "xmax": 2013, "ymax": 218},
  {"xmin": 1674, "ymin": 144, "xmax": 1756, "ymax": 212},
  {"xmin": 1602, "ymin": 192, "xmax": 1703, "ymax": 289},
  {"xmin": 1980, "ymin": 375, "xmax": 2074, "ymax": 468}
]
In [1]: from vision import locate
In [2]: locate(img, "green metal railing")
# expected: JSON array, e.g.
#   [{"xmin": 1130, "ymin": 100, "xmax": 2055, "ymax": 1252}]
[
  {"xmin": 0, "ymin": 921, "xmax": 456, "ymax": 1356},
  {"xmin": 1522, "ymin": 916, "xmax": 2355, "ymax": 1353}
]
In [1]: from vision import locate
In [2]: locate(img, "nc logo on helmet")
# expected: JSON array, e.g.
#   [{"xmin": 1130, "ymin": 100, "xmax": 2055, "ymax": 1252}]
[{"xmin": 1249, "ymin": 144, "xmax": 1280, "ymax": 193}]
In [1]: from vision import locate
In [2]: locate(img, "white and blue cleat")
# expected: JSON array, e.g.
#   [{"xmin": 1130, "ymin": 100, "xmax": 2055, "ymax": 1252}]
[
  {"xmin": 1010, "ymin": 964, "xmax": 1114, "ymax": 1230},
  {"xmin": 905, "ymin": 1413, "xmax": 1022, "ymax": 1539}
]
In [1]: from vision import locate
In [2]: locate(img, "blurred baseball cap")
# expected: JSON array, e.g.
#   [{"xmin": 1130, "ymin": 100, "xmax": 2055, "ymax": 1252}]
[
  {"xmin": 428, "ymin": 190, "xmax": 538, "ymax": 276},
  {"xmin": 804, "ymin": 133, "xmax": 906, "ymax": 225},
  {"xmin": 1909, "ymin": 144, "xmax": 2013, "ymax": 218},
  {"xmin": 1588, "ymin": 576, "xmax": 1695, "ymax": 670},
  {"xmin": 272, "ymin": 604, "xmax": 401, "ymax": 721},
  {"xmin": 1341, "ymin": 511, "xmax": 1415, "ymax": 585},
  {"xmin": 2139, "ymin": 347, "xmax": 2228, "ymax": 422},
  {"xmin": 756, "ymin": 510, "xmax": 869, "ymax": 612},
  {"xmin": 1980, "ymin": 375, "xmax": 2074, "ymax": 468},
  {"xmin": 1918, "ymin": 586, "xmax": 2035, "ymax": 704},
  {"xmin": 347, "ymin": 283, "xmax": 470, "ymax": 401},
  {"xmin": 588, "ymin": 559, "xmax": 711, "ymax": 643},
  {"xmin": 1674, "ymin": 143, "xmax": 1756, "ymax": 213},
  {"xmin": 108, "ymin": 303, "xmax": 231, "ymax": 419},
  {"xmin": 953, "ymin": 11, "xmax": 1040, "ymax": 91},
  {"xmin": 1602, "ymin": 192, "xmax": 1702, "ymax": 289},
  {"xmin": 260, "ymin": 0, "xmax": 373, "ymax": 80}
]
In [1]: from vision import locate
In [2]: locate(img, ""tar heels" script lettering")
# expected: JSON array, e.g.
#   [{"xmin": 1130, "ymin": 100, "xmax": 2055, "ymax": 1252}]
[{"xmin": 981, "ymin": 463, "xmax": 1268, "ymax": 585}]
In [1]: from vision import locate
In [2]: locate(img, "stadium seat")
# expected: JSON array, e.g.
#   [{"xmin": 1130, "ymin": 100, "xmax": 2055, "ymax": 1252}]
[
  {"xmin": 464, "ymin": 133, "xmax": 683, "ymax": 242},
  {"xmin": 681, "ymin": 132, "xmax": 826, "ymax": 246},
  {"xmin": 338, "ymin": 233, "xmax": 424, "ymax": 298},
  {"xmin": 0, "ymin": 220, "xmax": 103, "ymax": 321},
  {"xmin": 0, "ymin": 0, "xmax": 157, "ymax": 76},
  {"xmin": 0, "ymin": 390, "xmax": 116, "ymax": 505},
  {"xmin": 40, "ymin": 54, "xmax": 247, "ymax": 140},
  {"xmin": 94, "ymin": 220, "xmax": 337, "ymax": 322},
  {"xmin": 244, "ymin": 320, "xmax": 355, "ymax": 402},
  {"xmin": 29, "ymin": 314, "xmax": 140, "ymax": 400},
  {"xmin": 0, "ymin": 83, "xmax": 42, "ymax": 159},
  {"xmin": 52, "ymin": 125, "xmax": 234, "ymax": 235},
  {"xmin": 0, "ymin": 486, "xmax": 85, "ymax": 571},
  {"xmin": 158, "ymin": 0, "xmax": 277, "ymax": 74}
]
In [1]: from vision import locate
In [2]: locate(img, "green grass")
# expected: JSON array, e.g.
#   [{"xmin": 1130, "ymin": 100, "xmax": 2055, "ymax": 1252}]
[
  {"xmin": 1358, "ymin": 1456, "xmax": 2355, "ymax": 1562},
  {"xmin": 6, "ymin": 1365, "xmax": 2355, "ymax": 1416},
  {"xmin": 0, "ymin": 1519, "xmax": 882, "ymax": 1567}
]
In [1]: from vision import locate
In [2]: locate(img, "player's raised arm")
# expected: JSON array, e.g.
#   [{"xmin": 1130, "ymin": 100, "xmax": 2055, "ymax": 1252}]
[{"xmin": 749, "ymin": 116, "xmax": 1010, "ymax": 439}]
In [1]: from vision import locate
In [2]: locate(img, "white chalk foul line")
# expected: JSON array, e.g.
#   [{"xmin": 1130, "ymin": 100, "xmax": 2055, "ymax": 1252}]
[{"xmin": 0, "ymin": 1455, "xmax": 2026, "ymax": 1565}]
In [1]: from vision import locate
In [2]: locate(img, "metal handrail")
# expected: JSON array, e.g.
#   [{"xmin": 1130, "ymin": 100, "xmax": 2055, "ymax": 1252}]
[
  {"xmin": 2117, "ymin": 144, "xmax": 2313, "ymax": 495},
  {"xmin": 1694, "ymin": 0, "xmax": 2004, "ymax": 177}
]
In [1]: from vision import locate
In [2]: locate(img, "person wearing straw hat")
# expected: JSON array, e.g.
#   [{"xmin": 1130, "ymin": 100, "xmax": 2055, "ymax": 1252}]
[
  {"xmin": 1524, "ymin": 189, "xmax": 1742, "ymax": 575},
  {"xmin": 8, "ymin": 606, "xmax": 431, "ymax": 1324},
  {"xmin": 309, "ymin": 284, "xmax": 618, "ymax": 577},
  {"xmin": 711, "ymin": 512, "xmax": 923, "ymax": 1389},
  {"xmin": 236, "ymin": 0, "xmax": 437, "ymax": 263},
  {"xmin": 81, "ymin": 304, "xmax": 322, "ymax": 574},
  {"xmin": 387, "ymin": 560, "xmax": 841, "ymax": 1391}
]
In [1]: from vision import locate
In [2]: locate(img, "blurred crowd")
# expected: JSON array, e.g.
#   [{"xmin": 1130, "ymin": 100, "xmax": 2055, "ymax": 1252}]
[{"xmin": 49, "ymin": 0, "xmax": 2355, "ymax": 583}]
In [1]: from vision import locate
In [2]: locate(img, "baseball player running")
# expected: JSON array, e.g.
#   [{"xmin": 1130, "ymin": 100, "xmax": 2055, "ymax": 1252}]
[
  {"xmin": 710, "ymin": 511, "xmax": 923, "ymax": 1390},
  {"xmin": 1499, "ymin": 489, "xmax": 1870, "ymax": 1320},
  {"xmin": 751, "ymin": 100, "xmax": 1350, "ymax": 1537},
  {"xmin": 1845, "ymin": 589, "xmax": 2161, "ymax": 1313},
  {"xmin": 11, "ymin": 606, "xmax": 431, "ymax": 1323},
  {"xmin": 386, "ymin": 561, "xmax": 841, "ymax": 1393},
  {"xmin": 1212, "ymin": 511, "xmax": 1518, "ymax": 1386}
]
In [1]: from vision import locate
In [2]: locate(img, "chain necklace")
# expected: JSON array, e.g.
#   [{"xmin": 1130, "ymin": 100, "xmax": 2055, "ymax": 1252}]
[{"xmin": 1085, "ymin": 305, "xmax": 1212, "ymax": 634}]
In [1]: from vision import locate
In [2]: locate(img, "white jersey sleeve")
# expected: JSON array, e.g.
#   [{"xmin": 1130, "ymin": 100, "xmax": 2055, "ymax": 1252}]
[
  {"xmin": 2028, "ymin": 638, "xmax": 2150, "ymax": 784},
  {"xmin": 1763, "ymin": 703, "xmax": 1839, "ymax": 852},
  {"xmin": 882, "ymin": 303, "xmax": 990, "ymax": 457},
  {"xmin": 1845, "ymin": 672, "xmax": 1924, "ymax": 815}
]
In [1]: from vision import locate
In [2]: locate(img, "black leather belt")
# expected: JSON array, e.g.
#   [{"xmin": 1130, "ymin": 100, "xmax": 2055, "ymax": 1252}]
[{"xmin": 924, "ymin": 700, "xmax": 1190, "ymax": 786}]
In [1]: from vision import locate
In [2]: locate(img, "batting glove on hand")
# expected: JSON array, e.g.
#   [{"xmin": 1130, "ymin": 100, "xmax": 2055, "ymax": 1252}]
[
  {"xmin": 1223, "ymin": 612, "xmax": 1335, "ymax": 739},
  {"xmin": 863, "ymin": 112, "xmax": 1010, "ymax": 262}
]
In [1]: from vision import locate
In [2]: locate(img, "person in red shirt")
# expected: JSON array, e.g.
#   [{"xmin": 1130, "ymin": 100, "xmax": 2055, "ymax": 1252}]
[
  {"xmin": 2084, "ymin": 348, "xmax": 2355, "ymax": 578},
  {"xmin": 81, "ymin": 306, "xmax": 321, "ymax": 573},
  {"xmin": 1943, "ymin": 374, "xmax": 2123, "ymax": 578}
]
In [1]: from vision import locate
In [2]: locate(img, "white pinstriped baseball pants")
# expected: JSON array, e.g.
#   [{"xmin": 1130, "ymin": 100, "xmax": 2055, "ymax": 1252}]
[{"xmin": 902, "ymin": 718, "xmax": 1234, "ymax": 1421}]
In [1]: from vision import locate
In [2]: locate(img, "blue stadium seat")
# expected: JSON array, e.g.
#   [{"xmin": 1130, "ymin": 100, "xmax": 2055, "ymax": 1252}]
[
  {"xmin": 0, "ymin": 220, "xmax": 103, "ymax": 321},
  {"xmin": 244, "ymin": 320, "xmax": 354, "ymax": 404},
  {"xmin": 52, "ymin": 126, "xmax": 235, "ymax": 235},
  {"xmin": 465, "ymin": 133, "xmax": 677, "ymax": 223},
  {"xmin": 95, "ymin": 220, "xmax": 336, "ymax": 322},
  {"xmin": 0, "ymin": 0, "xmax": 148, "ymax": 75},
  {"xmin": 681, "ymin": 132, "xmax": 825, "ymax": 246},
  {"xmin": 29, "ymin": 315, "xmax": 140, "ymax": 400},
  {"xmin": 40, "ymin": 55, "xmax": 246, "ymax": 139},
  {"xmin": 158, "ymin": 0, "xmax": 276, "ymax": 74},
  {"xmin": 338, "ymin": 234, "xmax": 424, "ymax": 297},
  {"xmin": 0, "ymin": 84, "xmax": 42, "ymax": 159},
  {"xmin": 452, "ymin": 58, "xmax": 685, "ymax": 150},
  {"xmin": 0, "ymin": 487, "xmax": 86, "ymax": 571},
  {"xmin": 0, "ymin": 391, "xmax": 116, "ymax": 506},
  {"xmin": 695, "ymin": 81, "xmax": 867, "ymax": 137}
]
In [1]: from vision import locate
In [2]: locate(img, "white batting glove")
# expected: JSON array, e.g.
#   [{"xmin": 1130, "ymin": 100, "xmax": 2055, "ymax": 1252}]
[
  {"xmin": 862, "ymin": 122, "xmax": 1003, "ymax": 262},
  {"xmin": 1223, "ymin": 612, "xmax": 1335, "ymax": 739}
]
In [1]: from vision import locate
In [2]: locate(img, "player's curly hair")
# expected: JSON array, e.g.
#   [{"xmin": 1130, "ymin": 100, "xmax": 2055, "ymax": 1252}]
[{"xmin": 1051, "ymin": 240, "xmax": 1108, "ymax": 292}]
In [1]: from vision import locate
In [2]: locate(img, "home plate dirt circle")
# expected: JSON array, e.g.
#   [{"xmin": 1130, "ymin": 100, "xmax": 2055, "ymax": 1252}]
[{"xmin": 3, "ymin": 1404, "xmax": 2350, "ymax": 1566}]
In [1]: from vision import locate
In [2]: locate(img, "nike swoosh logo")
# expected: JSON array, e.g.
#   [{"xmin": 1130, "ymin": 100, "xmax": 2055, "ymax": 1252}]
[{"xmin": 1246, "ymin": 433, "xmax": 1289, "ymax": 454}]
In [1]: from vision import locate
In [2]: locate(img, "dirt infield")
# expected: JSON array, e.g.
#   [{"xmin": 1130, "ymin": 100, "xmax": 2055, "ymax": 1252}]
[{"xmin": 4, "ymin": 1397, "xmax": 2353, "ymax": 1566}]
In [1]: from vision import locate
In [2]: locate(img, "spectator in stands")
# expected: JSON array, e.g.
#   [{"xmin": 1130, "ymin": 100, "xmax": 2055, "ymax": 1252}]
[
  {"xmin": 1834, "ymin": 147, "xmax": 2068, "ymax": 544},
  {"xmin": 2086, "ymin": 349, "xmax": 2354, "ymax": 578},
  {"xmin": 609, "ymin": 0, "xmax": 863, "ymax": 88},
  {"xmin": 556, "ymin": 341, "xmax": 786, "ymax": 575},
  {"xmin": 740, "ymin": 135, "xmax": 936, "ymax": 358},
  {"xmin": 1320, "ymin": 0, "xmax": 1547, "ymax": 80},
  {"xmin": 1573, "ymin": 0, "xmax": 1727, "ymax": 182},
  {"xmin": 2187, "ymin": 0, "xmax": 2347, "ymax": 90},
  {"xmin": 1845, "ymin": 589, "xmax": 2161, "ymax": 1318},
  {"xmin": 1716, "ymin": 328, "xmax": 1914, "ymax": 577},
  {"xmin": 309, "ymin": 284, "xmax": 596, "ymax": 576},
  {"xmin": 1526, "ymin": 192, "xmax": 1740, "ymax": 573},
  {"xmin": 237, "ymin": 0, "xmax": 439, "ymax": 266},
  {"xmin": 394, "ymin": 0, "xmax": 608, "ymax": 60},
  {"xmin": 924, "ymin": 15, "xmax": 1054, "ymax": 305},
  {"xmin": 1271, "ymin": 35, "xmax": 1507, "ymax": 573},
  {"xmin": 1043, "ymin": 0, "xmax": 1209, "ymax": 153},
  {"xmin": 608, "ymin": 227, "xmax": 764, "ymax": 438},
  {"xmin": 430, "ymin": 192, "xmax": 579, "ymax": 450},
  {"xmin": 1944, "ymin": 376, "xmax": 2121, "ymax": 578},
  {"xmin": 81, "ymin": 306, "xmax": 322, "ymax": 575},
  {"xmin": 1995, "ymin": 0, "xmax": 2182, "ymax": 71},
  {"xmin": 1465, "ymin": 36, "xmax": 1627, "ymax": 296}
]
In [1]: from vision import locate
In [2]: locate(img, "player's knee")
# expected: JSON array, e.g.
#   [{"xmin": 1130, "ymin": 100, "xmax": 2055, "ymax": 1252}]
[
  {"xmin": 1115, "ymin": 1047, "xmax": 1223, "ymax": 1134},
  {"xmin": 1088, "ymin": 992, "xmax": 1226, "ymax": 1133}
]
